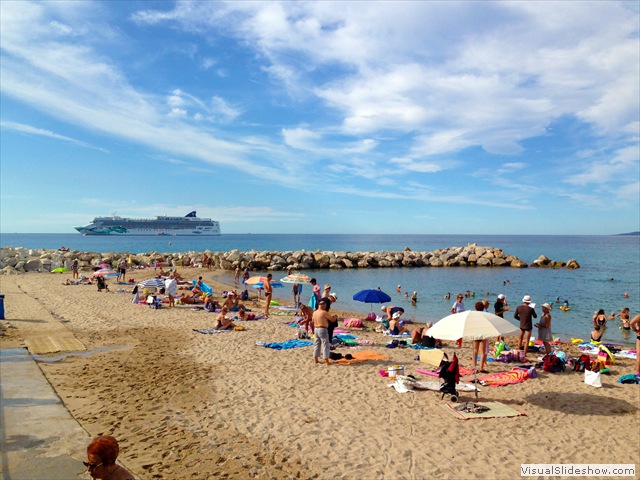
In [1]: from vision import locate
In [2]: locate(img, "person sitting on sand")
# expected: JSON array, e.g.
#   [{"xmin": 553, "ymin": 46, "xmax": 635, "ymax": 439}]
[
  {"xmin": 204, "ymin": 294, "xmax": 220, "ymax": 312},
  {"xmin": 237, "ymin": 305, "xmax": 248, "ymax": 321},
  {"xmin": 593, "ymin": 309, "xmax": 607, "ymax": 327},
  {"xmin": 591, "ymin": 324, "xmax": 603, "ymax": 343},
  {"xmin": 389, "ymin": 312, "xmax": 410, "ymax": 335},
  {"xmin": 192, "ymin": 276, "xmax": 205, "ymax": 295},
  {"xmin": 96, "ymin": 276, "xmax": 109, "ymax": 292},
  {"xmin": 215, "ymin": 307, "xmax": 236, "ymax": 330},
  {"xmin": 410, "ymin": 321, "xmax": 438, "ymax": 347},
  {"xmin": 223, "ymin": 291, "xmax": 240, "ymax": 311},
  {"xmin": 85, "ymin": 435, "xmax": 135, "ymax": 480}
]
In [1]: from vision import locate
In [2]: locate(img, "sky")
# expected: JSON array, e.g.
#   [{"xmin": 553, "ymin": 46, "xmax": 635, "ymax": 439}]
[{"xmin": 1, "ymin": 1, "xmax": 639, "ymax": 235}]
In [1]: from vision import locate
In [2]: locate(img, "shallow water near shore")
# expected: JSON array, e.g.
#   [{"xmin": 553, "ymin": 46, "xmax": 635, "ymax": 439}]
[{"xmin": 3, "ymin": 233, "xmax": 639, "ymax": 345}]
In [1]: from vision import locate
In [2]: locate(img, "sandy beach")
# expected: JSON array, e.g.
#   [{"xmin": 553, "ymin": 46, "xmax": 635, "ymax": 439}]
[{"xmin": 1, "ymin": 269, "xmax": 638, "ymax": 479}]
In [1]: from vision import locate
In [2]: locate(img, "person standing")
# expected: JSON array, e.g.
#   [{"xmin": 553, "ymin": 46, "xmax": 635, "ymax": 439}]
[
  {"xmin": 312, "ymin": 299, "xmax": 334, "ymax": 366},
  {"xmin": 472, "ymin": 302, "xmax": 489, "ymax": 373},
  {"xmin": 117, "ymin": 259, "xmax": 126, "ymax": 282},
  {"xmin": 494, "ymin": 294, "xmax": 509, "ymax": 318},
  {"xmin": 263, "ymin": 273, "xmax": 273, "ymax": 317},
  {"xmin": 514, "ymin": 295, "xmax": 537, "ymax": 360},
  {"xmin": 309, "ymin": 278, "xmax": 321, "ymax": 309},
  {"xmin": 451, "ymin": 294, "xmax": 465, "ymax": 347},
  {"xmin": 535, "ymin": 303, "xmax": 553, "ymax": 355},
  {"xmin": 71, "ymin": 259, "xmax": 79, "ymax": 279},
  {"xmin": 629, "ymin": 314, "xmax": 640, "ymax": 377},
  {"xmin": 165, "ymin": 274, "xmax": 177, "ymax": 308},
  {"xmin": 324, "ymin": 293, "xmax": 339, "ymax": 342}
]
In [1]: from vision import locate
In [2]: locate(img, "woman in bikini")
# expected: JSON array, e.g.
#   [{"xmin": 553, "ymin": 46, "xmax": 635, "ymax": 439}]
[
  {"xmin": 618, "ymin": 307, "xmax": 631, "ymax": 330},
  {"xmin": 593, "ymin": 309, "xmax": 607, "ymax": 327}
]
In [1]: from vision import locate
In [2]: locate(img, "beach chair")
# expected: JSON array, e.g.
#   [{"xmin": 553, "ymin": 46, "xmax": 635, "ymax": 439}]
[{"xmin": 439, "ymin": 353, "xmax": 460, "ymax": 403}]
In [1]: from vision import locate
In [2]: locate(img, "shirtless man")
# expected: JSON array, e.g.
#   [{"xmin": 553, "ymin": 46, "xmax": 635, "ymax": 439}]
[
  {"xmin": 215, "ymin": 307, "xmax": 236, "ymax": 330},
  {"xmin": 514, "ymin": 295, "xmax": 537, "ymax": 360}
]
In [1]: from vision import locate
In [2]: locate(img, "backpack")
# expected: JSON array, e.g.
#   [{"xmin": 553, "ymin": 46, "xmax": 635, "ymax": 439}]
[
  {"xmin": 365, "ymin": 312, "xmax": 376, "ymax": 321},
  {"xmin": 240, "ymin": 289, "xmax": 249, "ymax": 301},
  {"xmin": 573, "ymin": 354, "xmax": 591, "ymax": 372},
  {"xmin": 542, "ymin": 354, "xmax": 564, "ymax": 373}
]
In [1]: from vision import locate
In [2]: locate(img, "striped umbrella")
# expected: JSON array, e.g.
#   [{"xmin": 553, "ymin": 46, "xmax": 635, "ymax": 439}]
[
  {"xmin": 280, "ymin": 274, "xmax": 312, "ymax": 284},
  {"xmin": 138, "ymin": 278, "xmax": 165, "ymax": 288},
  {"xmin": 92, "ymin": 269, "xmax": 118, "ymax": 277}
]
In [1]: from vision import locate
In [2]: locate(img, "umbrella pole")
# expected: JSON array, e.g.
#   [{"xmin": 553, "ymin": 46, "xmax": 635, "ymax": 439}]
[{"xmin": 474, "ymin": 370, "xmax": 478, "ymax": 399}]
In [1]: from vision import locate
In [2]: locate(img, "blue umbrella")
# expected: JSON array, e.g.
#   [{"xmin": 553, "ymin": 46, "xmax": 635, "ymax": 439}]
[{"xmin": 353, "ymin": 289, "xmax": 391, "ymax": 306}]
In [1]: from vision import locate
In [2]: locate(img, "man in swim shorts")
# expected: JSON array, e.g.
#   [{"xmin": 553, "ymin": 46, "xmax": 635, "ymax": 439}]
[{"xmin": 514, "ymin": 295, "xmax": 537, "ymax": 360}]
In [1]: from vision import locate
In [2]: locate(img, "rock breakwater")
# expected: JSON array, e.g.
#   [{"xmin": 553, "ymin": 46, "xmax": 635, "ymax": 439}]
[{"xmin": 1, "ymin": 244, "xmax": 580, "ymax": 274}]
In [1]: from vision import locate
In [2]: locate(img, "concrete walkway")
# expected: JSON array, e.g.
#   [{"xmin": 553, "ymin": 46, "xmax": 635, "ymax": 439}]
[{"xmin": 0, "ymin": 347, "xmax": 90, "ymax": 480}]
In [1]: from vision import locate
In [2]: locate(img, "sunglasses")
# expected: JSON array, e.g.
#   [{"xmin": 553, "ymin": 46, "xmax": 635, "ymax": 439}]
[{"xmin": 83, "ymin": 461, "xmax": 103, "ymax": 469}]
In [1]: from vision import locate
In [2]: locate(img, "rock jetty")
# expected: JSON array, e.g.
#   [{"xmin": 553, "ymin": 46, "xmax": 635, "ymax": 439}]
[{"xmin": 0, "ymin": 245, "xmax": 580, "ymax": 274}]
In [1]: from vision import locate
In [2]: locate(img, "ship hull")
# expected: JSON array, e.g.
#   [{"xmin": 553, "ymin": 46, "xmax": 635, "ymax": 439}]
[{"xmin": 74, "ymin": 211, "xmax": 221, "ymax": 236}]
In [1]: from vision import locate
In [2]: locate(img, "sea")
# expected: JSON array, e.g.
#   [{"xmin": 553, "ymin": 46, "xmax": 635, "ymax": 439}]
[{"xmin": 2, "ymin": 233, "xmax": 639, "ymax": 346}]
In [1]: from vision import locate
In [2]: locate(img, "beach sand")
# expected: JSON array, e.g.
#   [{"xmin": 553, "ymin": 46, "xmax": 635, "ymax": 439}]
[{"xmin": 1, "ymin": 269, "xmax": 638, "ymax": 479}]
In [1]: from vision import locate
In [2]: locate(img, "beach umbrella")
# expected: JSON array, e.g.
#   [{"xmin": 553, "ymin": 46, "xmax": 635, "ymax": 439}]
[
  {"xmin": 92, "ymin": 269, "xmax": 118, "ymax": 277},
  {"xmin": 428, "ymin": 311, "xmax": 519, "ymax": 342},
  {"xmin": 245, "ymin": 276, "xmax": 273, "ymax": 285},
  {"xmin": 280, "ymin": 274, "xmax": 312, "ymax": 284},
  {"xmin": 251, "ymin": 281, "xmax": 283, "ymax": 289},
  {"xmin": 353, "ymin": 289, "xmax": 392, "ymax": 312},
  {"xmin": 51, "ymin": 267, "xmax": 68, "ymax": 273},
  {"xmin": 138, "ymin": 278, "xmax": 165, "ymax": 288},
  {"xmin": 353, "ymin": 289, "xmax": 392, "ymax": 305},
  {"xmin": 428, "ymin": 310, "xmax": 520, "ymax": 398}
]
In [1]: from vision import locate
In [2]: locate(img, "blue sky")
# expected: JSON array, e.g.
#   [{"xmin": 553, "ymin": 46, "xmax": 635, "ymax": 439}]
[{"xmin": 1, "ymin": 1, "xmax": 639, "ymax": 235}]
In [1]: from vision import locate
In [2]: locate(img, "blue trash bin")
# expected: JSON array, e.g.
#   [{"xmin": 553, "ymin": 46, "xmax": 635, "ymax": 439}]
[{"xmin": 0, "ymin": 294, "xmax": 5, "ymax": 320}]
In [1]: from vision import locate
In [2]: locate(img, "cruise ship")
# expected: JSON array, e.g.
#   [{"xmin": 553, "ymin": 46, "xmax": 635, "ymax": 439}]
[{"xmin": 74, "ymin": 211, "xmax": 221, "ymax": 236}]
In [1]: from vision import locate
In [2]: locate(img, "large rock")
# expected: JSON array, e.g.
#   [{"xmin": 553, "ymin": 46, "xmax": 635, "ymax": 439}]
[{"xmin": 566, "ymin": 259, "xmax": 580, "ymax": 269}]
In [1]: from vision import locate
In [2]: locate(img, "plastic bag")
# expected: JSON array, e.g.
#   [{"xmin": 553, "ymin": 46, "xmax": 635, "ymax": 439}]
[{"xmin": 584, "ymin": 369, "xmax": 602, "ymax": 388}]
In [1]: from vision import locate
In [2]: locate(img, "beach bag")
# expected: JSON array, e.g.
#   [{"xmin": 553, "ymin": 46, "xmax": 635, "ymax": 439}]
[
  {"xmin": 240, "ymin": 289, "xmax": 249, "ymax": 301},
  {"xmin": 584, "ymin": 369, "xmax": 602, "ymax": 388},
  {"xmin": 344, "ymin": 318, "xmax": 363, "ymax": 328},
  {"xmin": 365, "ymin": 312, "xmax": 376, "ymax": 321},
  {"xmin": 542, "ymin": 354, "xmax": 564, "ymax": 373},
  {"xmin": 573, "ymin": 354, "xmax": 591, "ymax": 372},
  {"xmin": 296, "ymin": 327, "xmax": 309, "ymax": 340},
  {"xmin": 233, "ymin": 326, "xmax": 246, "ymax": 331}
]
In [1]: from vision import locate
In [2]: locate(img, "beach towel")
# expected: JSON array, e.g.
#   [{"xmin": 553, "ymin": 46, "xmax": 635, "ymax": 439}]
[
  {"xmin": 388, "ymin": 377, "xmax": 480, "ymax": 394},
  {"xmin": 440, "ymin": 401, "xmax": 526, "ymax": 420},
  {"xmin": 193, "ymin": 328, "xmax": 231, "ymax": 334},
  {"xmin": 263, "ymin": 339, "xmax": 313, "ymax": 350},
  {"xmin": 334, "ymin": 350, "xmax": 389, "ymax": 365},
  {"xmin": 477, "ymin": 368, "xmax": 531, "ymax": 387}
]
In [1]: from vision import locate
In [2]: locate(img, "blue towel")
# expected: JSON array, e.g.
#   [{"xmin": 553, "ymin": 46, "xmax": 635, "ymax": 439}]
[{"xmin": 264, "ymin": 339, "xmax": 313, "ymax": 350}]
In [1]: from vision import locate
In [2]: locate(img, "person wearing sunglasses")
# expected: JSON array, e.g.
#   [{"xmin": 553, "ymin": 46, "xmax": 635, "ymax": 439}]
[{"xmin": 85, "ymin": 435, "xmax": 135, "ymax": 479}]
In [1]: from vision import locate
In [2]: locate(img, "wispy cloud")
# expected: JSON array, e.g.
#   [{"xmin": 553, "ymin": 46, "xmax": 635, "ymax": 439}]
[{"xmin": 0, "ymin": 121, "xmax": 109, "ymax": 152}]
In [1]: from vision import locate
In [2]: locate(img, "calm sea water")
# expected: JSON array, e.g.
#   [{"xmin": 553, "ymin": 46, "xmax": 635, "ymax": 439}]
[{"xmin": 2, "ymin": 233, "xmax": 638, "ymax": 345}]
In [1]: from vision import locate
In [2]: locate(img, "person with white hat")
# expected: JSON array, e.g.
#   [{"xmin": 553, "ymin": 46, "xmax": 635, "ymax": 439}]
[
  {"xmin": 535, "ymin": 303, "xmax": 553, "ymax": 355},
  {"xmin": 514, "ymin": 295, "xmax": 537, "ymax": 360}
]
